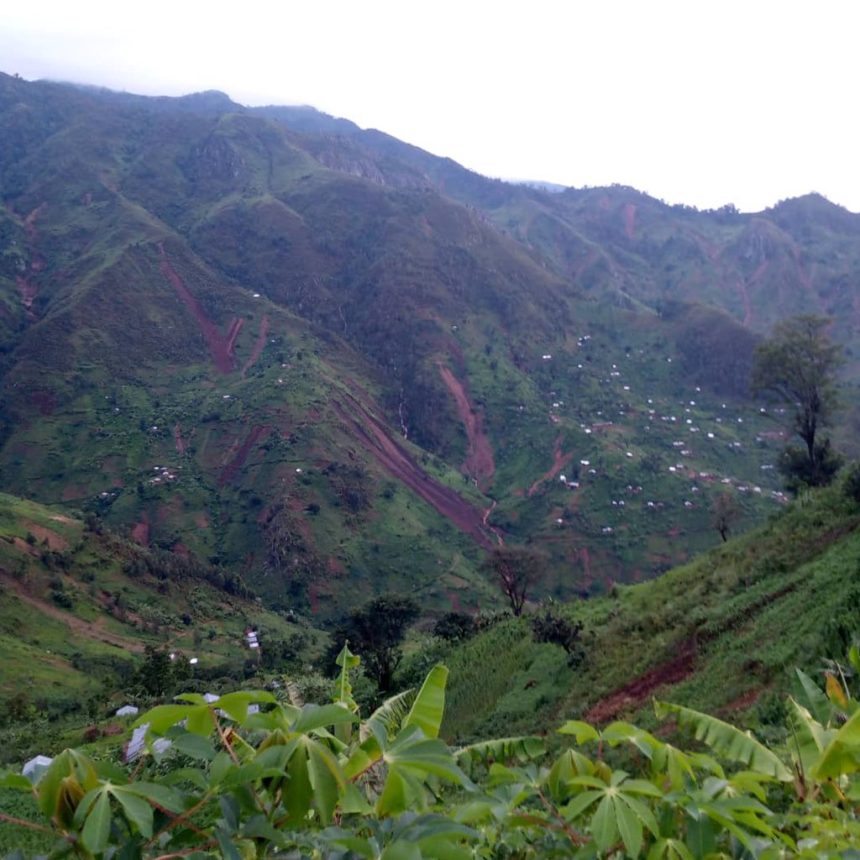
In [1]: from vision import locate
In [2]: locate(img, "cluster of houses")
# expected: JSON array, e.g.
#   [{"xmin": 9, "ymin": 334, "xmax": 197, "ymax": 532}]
[
  {"xmin": 148, "ymin": 465, "xmax": 179, "ymax": 485},
  {"xmin": 540, "ymin": 338, "xmax": 789, "ymax": 540}
]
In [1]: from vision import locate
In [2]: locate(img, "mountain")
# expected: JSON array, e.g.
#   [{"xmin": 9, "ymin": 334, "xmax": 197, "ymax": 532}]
[
  {"xmin": 439, "ymin": 477, "xmax": 860, "ymax": 742},
  {"xmin": 0, "ymin": 73, "xmax": 857, "ymax": 621}
]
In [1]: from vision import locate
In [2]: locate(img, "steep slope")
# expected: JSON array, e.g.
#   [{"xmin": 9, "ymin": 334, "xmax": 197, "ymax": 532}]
[
  {"xmin": 0, "ymin": 73, "xmax": 845, "ymax": 617},
  {"xmin": 257, "ymin": 104, "xmax": 860, "ymax": 380},
  {"xmin": 441, "ymin": 480, "xmax": 860, "ymax": 742},
  {"xmin": 0, "ymin": 492, "xmax": 316, "ymax": 715}
]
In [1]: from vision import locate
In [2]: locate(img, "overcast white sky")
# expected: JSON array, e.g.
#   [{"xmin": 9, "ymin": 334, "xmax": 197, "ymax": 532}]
[{"xmin": 2, "ymin": 0, "xmax": 858, "ymax": 212}]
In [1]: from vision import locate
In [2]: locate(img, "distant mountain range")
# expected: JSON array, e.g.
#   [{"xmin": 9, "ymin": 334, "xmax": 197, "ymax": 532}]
[{"xmin": 1, "ymin": 72, "xmax": 858, "ymax": 618}]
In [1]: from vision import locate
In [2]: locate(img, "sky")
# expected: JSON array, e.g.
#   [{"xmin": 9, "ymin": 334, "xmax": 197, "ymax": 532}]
[{"xmin": 2, "ymin": 0, "xmax": 859, "ymax": 213}]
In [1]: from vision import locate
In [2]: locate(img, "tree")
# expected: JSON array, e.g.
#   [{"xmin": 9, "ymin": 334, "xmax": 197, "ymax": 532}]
[
  {"xmin": 531, "ymin": 608, "xmax": 585, "ymax": 666},
  {"xmin": 135, "ymin": 646, "xmax": 174, "ymax": 697},
  {"xmin": 433, "ymin": 611, "xmax": 476, "ymax": 642},
  {"xmin": 327, "ymin": 594, "xmax": 419, "ymax": 692},
  {"xmin": 710, "ymin": 490, "xmax": 741, "ymax": 542},
  {"xmin": 751, "ymin": 315, "xmax": 843, "ymax": 487},
  {"xmin": 480, "ymin": 547, "xmax": 547, "ymax": 616}
]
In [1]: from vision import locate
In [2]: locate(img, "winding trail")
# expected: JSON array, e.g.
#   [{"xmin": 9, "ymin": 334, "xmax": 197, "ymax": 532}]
[
  {"xmin": 437, "ymin": 363, "xmax": 495, "ymax": 490},
  {"xmin": 334, "ymin": 392, "xmax": 495, "ymax": 550},
  {"xmin": 158, "ymin": 243, "xmax": 242, "ymax": 373},
  {"xmin": 482, "ymin": 500, "xmax": 504, "ymax": 546}
]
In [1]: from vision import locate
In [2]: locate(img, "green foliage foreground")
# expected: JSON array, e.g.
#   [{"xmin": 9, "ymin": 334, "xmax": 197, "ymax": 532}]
[{"xmin": 6, "ymin": 646, "xmax": 860, "ymax": 858}]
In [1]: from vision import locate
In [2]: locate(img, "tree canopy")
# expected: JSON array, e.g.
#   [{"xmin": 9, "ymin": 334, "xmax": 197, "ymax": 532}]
[
  {"xmin": 326, "ymin": 594, "xmax": 419, "ymax": 692},
  {"xmin": 751, "ymin": 315, "xmax": 843, "ymax": 486}
]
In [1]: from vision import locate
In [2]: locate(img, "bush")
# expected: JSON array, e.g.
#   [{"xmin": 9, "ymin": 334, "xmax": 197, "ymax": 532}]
[
  {"xmin": 433, "ymin": 612, "xmax": 476, "ymax": 642},
  {"xmin": 778, "ymin": 441, "xmax": 842, "ymax": 494},
  {"xmin": 531, "ymin": 609, "xmax": 586, "ymax": 667}
]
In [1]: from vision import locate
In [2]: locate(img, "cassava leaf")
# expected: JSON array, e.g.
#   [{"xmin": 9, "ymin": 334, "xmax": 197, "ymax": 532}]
[{"xmin": 558, "ymin": 720, "xmax": 600, "ymax": 744}]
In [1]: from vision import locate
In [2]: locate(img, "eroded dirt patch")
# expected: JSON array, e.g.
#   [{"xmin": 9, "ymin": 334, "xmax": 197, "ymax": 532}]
[
  {"xmin": 158, "ymin": 243, "xmax": 242, "ymax": 374},
  {"xmin": 585, "ymin": 640, "xmax": 696, "ymax": 723},
  {"xmin": 437, "ymin": 363, "xmax": 495, "ymax": 490},
  {"xmin": 219, "ymin": 425, "xmax": 270, "ymax": 486},
  {"xmin": 334, "ymin": 393, "xmax": 495, "ymax": 550},
  {"xmin": 22, "ymin": 521, "xmax": 68, "ymax": 551},
  {"xmin": 528, "ymin": 435, "xmax": 573, "ymax": 497},
  {"xmin": 131, "ymin": 519, "xmax": 150, "ymax": 546}
]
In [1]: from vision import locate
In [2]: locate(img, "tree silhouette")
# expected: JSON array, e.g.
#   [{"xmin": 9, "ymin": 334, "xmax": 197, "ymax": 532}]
[
  {"xmin": 326, "ymin": 594, "xmax": 419, "ymax": 692},
  {"xmin": 481, "ymin": 547, "xmax": 547, "ymax": 616}
]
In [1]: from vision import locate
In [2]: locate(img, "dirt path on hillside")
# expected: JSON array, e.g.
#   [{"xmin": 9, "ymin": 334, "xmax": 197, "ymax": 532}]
[
  {"xmin": 585, "ymin": 640, "xmax": 697, "ymax": 723},
  {"xmin": 242, "ymin": 315, "xmax": 270, "ymax": 376},
  {"xmin": 0, "ymin": 572, "xmax": 145, "ymax": 653},
  {"xmin": 158, "ymin": 243, "xmax": 241, "ymax": 373},
  {"xmin": 334, "ymin": 393, "xmax": 495, "ymax": 550},
  {"xmin": 528, "ymin": 436, "xmax": 573, "ymax": 497},
  {"xmin": 219, "ymin": 425, "xmax": 270, "ymax": 486},
  {"xmin": 437, "ymin": 364, "xmax": 495, "ymax": 490}
]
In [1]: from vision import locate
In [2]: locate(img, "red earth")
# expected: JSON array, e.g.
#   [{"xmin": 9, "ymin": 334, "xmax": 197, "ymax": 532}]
[
  {"xmin": 481, "ymin": 499, "xmax": 504, "ymax": 546},
  {"xmin": 437, "ymin": 363, "xmax": 495, "ymax": 490},
  {"xmin": 29, "ymin": 390, "xmax": 56, "ymax": 415},
  {"xmin": 527, "ymin": 435, "xmax": 573, "ymax": 497},
  {"xmin": 131, "ymin": 519, "xmax": 150, "ymax": 546},
  {"xmin": 158, "ymin": 244, "xmax": 242, "ymax": 374},
  {"xmin": 623, "ymin": 202, "xmax": 636, "ymax": 239},
  {"xmin": 218, "ymin": 425, "xmax": 270, "ymax": 486},
  {"xmin": 173, "ymin": 423, "xmax": 187, "ymax": 455},
  {"xmin": 585, "ymin": 640, "xmax": 697, "ymax": 724},
  {"xmin": 334, "ymin": 392, "xmax": 495, "ymax": 550}
]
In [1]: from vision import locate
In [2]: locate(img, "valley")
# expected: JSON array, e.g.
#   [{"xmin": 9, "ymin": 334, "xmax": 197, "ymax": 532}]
[
  {"xmin": 2, "ymin": 72, "xmax": 860, "ymax": 856},
  {"xmin": 0, "ymin": 71, "xmax": 858, "ymax": 737}
]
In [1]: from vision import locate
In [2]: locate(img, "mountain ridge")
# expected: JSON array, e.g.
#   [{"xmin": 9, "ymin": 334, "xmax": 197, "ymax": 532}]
[{"xmin": 0, "ymin": 71, "xmax": 856, "ymax": 622}]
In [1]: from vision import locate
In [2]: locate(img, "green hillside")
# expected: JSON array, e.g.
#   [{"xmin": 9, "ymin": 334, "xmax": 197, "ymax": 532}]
[
  {"xmin": 440, "ymin": 476, "xmax": 860, "ymax": 743},
  {"xmin": 0, "ymin": 72, "xmax": 817, "ymax": 615},
  {"xmin": 0, "ymin": 492, "xmax": 318, "ymax": 724},
  {"xmin": 2, "ymin": 73, "xmax": 860, "ymax": 759}
]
